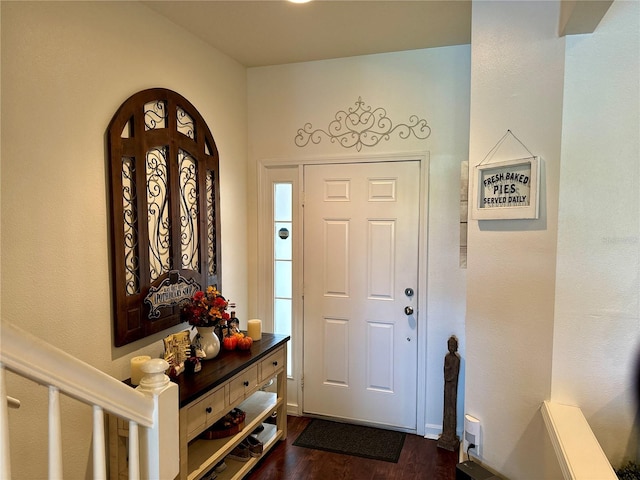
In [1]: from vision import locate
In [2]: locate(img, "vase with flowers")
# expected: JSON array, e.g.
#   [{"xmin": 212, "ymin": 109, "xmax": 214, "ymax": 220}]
[{"xmin": 180, "ymin": 286, "xmax": 231, "ymax": 360}]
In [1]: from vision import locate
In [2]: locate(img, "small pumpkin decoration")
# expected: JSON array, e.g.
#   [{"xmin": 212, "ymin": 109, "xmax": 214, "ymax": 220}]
[
  {"xmin": 223, "ymin": 333, "xmax": 238, "ymax": 351},
  {"xmin": 237, "ymin": 335, "xmax": 253, "ymax": 351}
]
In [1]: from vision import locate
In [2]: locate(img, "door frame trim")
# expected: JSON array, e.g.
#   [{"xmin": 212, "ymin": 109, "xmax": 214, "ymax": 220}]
[{"xmin": 257, "ymin": 151, "xmax": 430, "ymax": 436}]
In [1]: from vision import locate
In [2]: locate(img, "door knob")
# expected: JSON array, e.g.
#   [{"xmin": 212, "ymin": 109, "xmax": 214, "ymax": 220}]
[{"xmin": 404, "ymin": 306, "xmax": 413, "ymax": 316}]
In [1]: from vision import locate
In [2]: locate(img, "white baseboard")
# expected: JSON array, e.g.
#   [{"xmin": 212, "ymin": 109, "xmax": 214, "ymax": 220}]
[
  {"xmin": 287, "ymin": 402, "xmax": 301, "ymax": 417},
  {"xmin": 424, "ymin": 423, "xmax": 442, "ymax": 440},
  {"xmin": 424, "ymin": 423, "xmax": 464, "ymax": 440}
]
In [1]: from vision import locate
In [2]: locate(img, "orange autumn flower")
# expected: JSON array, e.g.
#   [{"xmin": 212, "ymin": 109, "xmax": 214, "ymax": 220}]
[{"xmin": 181, "ymin": 286, "xmax": 231, "ymax": 327}]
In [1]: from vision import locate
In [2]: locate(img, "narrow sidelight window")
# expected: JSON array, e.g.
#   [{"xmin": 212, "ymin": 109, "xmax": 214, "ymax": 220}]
[{"xmin": 273, "ymin": 183, "xmax": 293, "ymax": 376}]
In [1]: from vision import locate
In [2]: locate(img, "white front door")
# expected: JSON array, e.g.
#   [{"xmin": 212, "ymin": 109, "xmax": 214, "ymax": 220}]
[{"xmin": 302, "ymin": 161, "xmax": 420, "ymax": 430}]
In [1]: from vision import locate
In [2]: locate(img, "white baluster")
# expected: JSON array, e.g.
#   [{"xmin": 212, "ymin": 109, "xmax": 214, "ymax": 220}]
[
  {"xmin": 1, "ymin": 366, "xmax": 12, "ymax": 479},
  {"xmin": 48, "ymin": 386, "xmax": 63, "ymax": 480},
  {"xmin": 128, "ymin": 421, "xmax": 140, "ymax": 480},
  {"xmin": 93, "ymin": 405, "xmax": 106, "ymax": 480}
]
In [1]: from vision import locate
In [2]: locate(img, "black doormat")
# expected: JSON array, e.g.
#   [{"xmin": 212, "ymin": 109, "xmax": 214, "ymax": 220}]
[{"xmin": 292, "ymin": 419, "xmax": 406, "ymax": 463}]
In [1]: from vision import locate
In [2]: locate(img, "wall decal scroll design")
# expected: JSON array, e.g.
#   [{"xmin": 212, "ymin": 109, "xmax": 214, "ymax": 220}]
[{"xmin": 295, "ymin": 97, "xmax": 431, "ymax": 152}]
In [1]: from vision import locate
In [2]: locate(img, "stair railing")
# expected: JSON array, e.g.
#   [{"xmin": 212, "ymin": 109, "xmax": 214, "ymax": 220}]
[{"xmin": 0, "ymin": 321, "xmax": 179, "ymax": 479}]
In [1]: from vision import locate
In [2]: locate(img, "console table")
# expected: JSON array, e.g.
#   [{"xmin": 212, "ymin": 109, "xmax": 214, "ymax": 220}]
[{"xmin": 109, "ymin": 333, "xmax": 289, "ymax": 480}]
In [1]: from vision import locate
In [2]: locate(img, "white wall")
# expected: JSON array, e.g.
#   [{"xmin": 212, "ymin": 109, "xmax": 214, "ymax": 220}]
[
  {"xmin": 467, "ymin": 0, "xmax": 639, "ymax": 478},
  {"xmin": 553, "ymin": 0, "xmax": 639, "ymax": 466},
  {"xmin": 247, "ymin": 47, "xmax": 470, "ymax": 436},
  {"xmin": 1, "ymin": 2, "xmax": 248, "ymax": 478},
  {"xmin": 466, "ymin": 1, "xmax": 565, "ymax": 478}
]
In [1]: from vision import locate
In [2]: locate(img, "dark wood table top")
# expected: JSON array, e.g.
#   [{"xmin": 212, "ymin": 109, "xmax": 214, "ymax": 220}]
[{"xmin": 172, "ymin": 333, "xmax": 289, "ymax": 407}]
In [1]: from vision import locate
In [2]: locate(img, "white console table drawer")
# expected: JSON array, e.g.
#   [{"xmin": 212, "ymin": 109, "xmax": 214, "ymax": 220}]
[
  {"xmin": 185, "ymin": 384, "xmax": 227, "ymax": 441},
  {"xmin": 259, "ymin": 348, "xmax": 285, "ymax": 383},
  {"xmin": 228, "ymin": 364, "xmax": 258, "ymax": 406}
]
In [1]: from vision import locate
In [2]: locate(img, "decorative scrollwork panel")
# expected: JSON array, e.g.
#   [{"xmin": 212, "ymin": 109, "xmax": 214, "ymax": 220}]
[
  {"xmin": 178, "ymin": 149, "xmax": 199, "ymax": 272},
  {"xmin": 146, "ymin": 146, "xmax": 172, "ymax": 282},
  {"xmin": 206, "ymin": 169, "xmax": 218, "ymax": 280},
  {"xmin": 121, "ymin": 156, "xmax": 139, "ymax": 295},
  {"xmin": 177, "ymin": 107, "xmax": 195, "ymax": 140},
  {"xmin": 144, "ymin": 100, "xmax": 167, "ymax": 130},
  {"xmin": 108, "ymin": 88, "xmax": 221, "ymax": 346}
]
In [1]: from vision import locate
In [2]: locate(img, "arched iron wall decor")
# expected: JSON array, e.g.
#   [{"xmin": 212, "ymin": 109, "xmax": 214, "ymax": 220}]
[
  {"xmin": 294, "ymin": 97, "xmax": 431, "ymax": 152},
  {"xmin": 107, "ymin": 88, "xmax": 221, "ymax": 346}
]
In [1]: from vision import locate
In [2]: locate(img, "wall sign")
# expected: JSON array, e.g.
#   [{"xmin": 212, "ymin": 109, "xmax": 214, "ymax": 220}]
[
  {"xmin": 471, "ymin": 156, "xmax": 540, "ymax": 220},
  {"xmin": 144, "ymin": 271, "xmax": 200, "ymax": 319}
]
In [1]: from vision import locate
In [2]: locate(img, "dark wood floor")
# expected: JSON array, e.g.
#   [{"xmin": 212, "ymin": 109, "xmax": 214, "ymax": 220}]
[{"xmin": 246, "ymin": 416, "xmax": 459, "ymax": 480}]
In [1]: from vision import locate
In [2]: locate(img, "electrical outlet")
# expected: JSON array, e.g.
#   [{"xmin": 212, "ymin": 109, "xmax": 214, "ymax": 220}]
[{"xmin": 464, "ymin": 414, "xmax": 481, "ymax": 458}]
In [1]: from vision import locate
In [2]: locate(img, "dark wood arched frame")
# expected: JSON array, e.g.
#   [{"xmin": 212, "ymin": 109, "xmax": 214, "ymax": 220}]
[{"xmin": 107, "ymin": 88, "xmax": 221, "ymax": 346}]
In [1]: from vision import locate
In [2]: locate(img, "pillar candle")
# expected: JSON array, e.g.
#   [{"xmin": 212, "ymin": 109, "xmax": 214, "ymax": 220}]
[
  {"xmin": 247, "ymin": 319, "xmax": 262, "ymax": 341},
  {"xmin": 130, "ymin": 355, "xmax": 151, "ymax": 385}
]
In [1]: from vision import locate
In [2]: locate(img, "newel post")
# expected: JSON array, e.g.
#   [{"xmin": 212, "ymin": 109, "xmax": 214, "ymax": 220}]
[{"xmin": 136, "ymin": 358, "xmax": 179, "ymax": 480}]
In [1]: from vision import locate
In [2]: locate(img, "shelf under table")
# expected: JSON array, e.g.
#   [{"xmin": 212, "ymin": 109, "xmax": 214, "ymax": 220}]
[{"xmin": 187, "ymin": 391, "xmax": 280, "ymax": 480}]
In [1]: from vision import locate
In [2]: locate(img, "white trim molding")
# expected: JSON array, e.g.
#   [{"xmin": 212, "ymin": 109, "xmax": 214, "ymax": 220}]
[{"xmin": 541, "ymin": 401, "xmax": 617, "ymax": 480}]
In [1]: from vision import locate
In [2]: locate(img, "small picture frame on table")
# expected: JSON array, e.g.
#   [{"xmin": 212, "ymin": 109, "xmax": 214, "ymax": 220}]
[{"xmin": 471, "ymin": 156, "xmax": 540, "ymax": 220}]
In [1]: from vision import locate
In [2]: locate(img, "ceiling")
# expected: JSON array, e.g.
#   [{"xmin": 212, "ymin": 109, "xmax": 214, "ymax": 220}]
[{"xmin": 142, "ymin": 1, "xmax": 472, "ymax": 67}]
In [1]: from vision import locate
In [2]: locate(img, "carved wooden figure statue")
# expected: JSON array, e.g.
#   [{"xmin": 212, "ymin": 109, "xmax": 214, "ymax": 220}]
[{"xmin": 437, "ymin": 335, "xmax": 460, "ymax": 451}]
